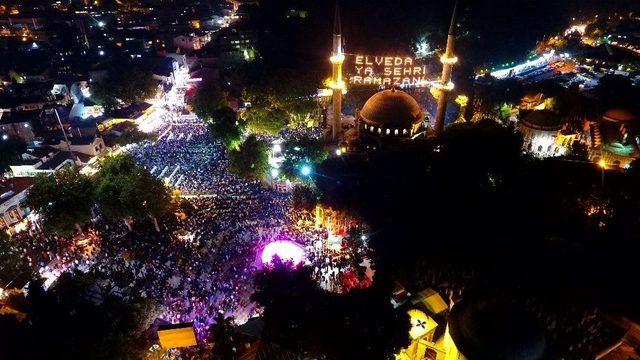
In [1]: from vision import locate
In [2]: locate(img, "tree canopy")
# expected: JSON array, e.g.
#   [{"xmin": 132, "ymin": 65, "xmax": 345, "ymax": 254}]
[
  {"xmin": 0, "ymin": 232, "xmax": 33, "ymax": 288},
  {"xmin": 228, "ymin": 135, "xmax": 270, "ymax": 181},
  {"xmin": 92, "ymin": 59, "xmax": 158, "ymax": 111},
  {"xmin": 291, "ymin": 184, "xmax": 318, "ymax": 211},
  {"xmin": 314, "ymin": 119, "xmax": 640, "ymax": 323},
  {"xmin": 208, "ymin": 107, "xmax": 244, "ymax": 150},
  {"xmin": 192, "ymin": 80, "xmax": 228, "ymax": 121},
  {"xmin": 243, "ymin": 106, "xmax": 290, "ymax": 136},
  {"xmin": 251, "ymin": 260, "xmax": 410, "ymax": 360},
  {"xmin": 208, "ymin": 313, "xmax": 240, "ymax": 360},
  {"xmin": 25, "ymin": 166, "xmax": 95, "ymax": 235},
  {"xmin": 0, "ymin": 271, "xmax": 161, "ymax": 360},
  {"xmin": 95, "ymin": 154, "xmax": 171, "ymax": 226},
  {"xmin": 280, "ymin": 136, "xmax": 328, "ymax": 180}
]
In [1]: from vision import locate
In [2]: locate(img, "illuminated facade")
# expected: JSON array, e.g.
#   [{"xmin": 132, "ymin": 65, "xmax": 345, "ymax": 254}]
[
  {"xmin": 396, "ymin": 288, "xmax": 466, "ymax": 360},
  {"xmin": 588, "ymin": 108, "xmax": 639, "ymax": 169},
  {"xmin": 519, "ymin": 110, "xmax": 573, "ymax": 158},
  {"xmin": 348, "ymin": 55, "xmax": 430, "ymax": 87},
  {"xmin": 344, "ymin": 88, "xmax": 425, "ymax": 151},
  {"xmin": 314, "ymin": 205, "xmax": 358, "ymax": 236}
]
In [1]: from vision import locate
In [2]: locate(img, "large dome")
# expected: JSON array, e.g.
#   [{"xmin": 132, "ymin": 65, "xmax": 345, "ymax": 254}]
[
  {"xmin": 360, "ymin": 89, "xmax": 423, "ymax": 129},
  {"xmin": 520, "ymin": 110, "xmax": 563, "ymax": 131},
  {"xmin": 603, "ymin": 108, "xmax": 636, "ymax": 123},
  {"xmin": 449, "ymin": 296, "xmax": 547, "ymax": 360}
]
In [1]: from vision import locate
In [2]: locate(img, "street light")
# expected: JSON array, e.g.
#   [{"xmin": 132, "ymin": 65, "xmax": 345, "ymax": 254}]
[
  {"xmin": 300, "ymin": 164, "xmax": 312, "ymax": 177},
  {"xmin": 598, "ymin": 159, "xmax": 606, "ymax": 187},
  {"xmin": 1, "ymin": 134, "xmax": 8, "ymax": 140}
]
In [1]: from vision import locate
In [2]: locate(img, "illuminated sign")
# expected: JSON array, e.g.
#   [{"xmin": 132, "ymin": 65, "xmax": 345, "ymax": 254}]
[{"xmin": 347, "ymin": 55, "xmax": 429, "ymax": 87}]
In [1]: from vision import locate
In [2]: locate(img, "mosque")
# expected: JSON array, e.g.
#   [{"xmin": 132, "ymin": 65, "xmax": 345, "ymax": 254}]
[
  {"xmin": 324, "ymin": 0, "xmax": 458, "ymax": 151},
  {"xmin": 341, "ymin": 88, "xmax": 426, "ymax": 151}
]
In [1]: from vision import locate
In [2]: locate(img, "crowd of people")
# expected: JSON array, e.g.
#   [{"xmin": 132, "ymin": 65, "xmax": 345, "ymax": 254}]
[{"xmin": 13, "ymin": 117, "xmax": 371, "ymax": 345}]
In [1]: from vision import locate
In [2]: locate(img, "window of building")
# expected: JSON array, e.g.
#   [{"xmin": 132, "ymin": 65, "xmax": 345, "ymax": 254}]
[
  {"xmin": 386, "ymin": 129, "xmax": 390, "ymax": 135},
  {"xmin": 394, "ymin": 129, "xmax": 398, "ymax": 135}
]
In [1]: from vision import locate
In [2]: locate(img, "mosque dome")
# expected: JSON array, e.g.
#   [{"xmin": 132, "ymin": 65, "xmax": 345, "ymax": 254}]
[
  {"xmin": 360, "ymin": 88, "xmax": 423, "ymax": 130},
  {"xmin": 603, "ymin": 108, "xmax": 636, "ymax": 123},
  {"xmin": 448, "ymin": 296, "xmax": 547, "ymax": 360},
  {"xmin": 520, "ymin": 110, "xmax": 563, "ymax": 131}
]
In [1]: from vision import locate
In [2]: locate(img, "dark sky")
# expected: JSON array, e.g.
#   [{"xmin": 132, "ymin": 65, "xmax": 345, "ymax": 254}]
[{"xmin": 330, "ymin": 0, "xmax": 640, "ymax": 63}]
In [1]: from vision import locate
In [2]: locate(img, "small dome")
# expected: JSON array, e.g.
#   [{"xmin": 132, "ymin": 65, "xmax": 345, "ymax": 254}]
[
  {"xmin": 360, "ymin": 89, "xmax": 423, "ymax": 129},
  {"xmin": 520, "ymin": 110, "xmax": 563, "ymax": 131},
  {"xmin": 449, "ymin": 296, "xmax": 547, "ymax": 360},
  {"xmin": 603, "ymin": 108, "xmax": 636, "ymax": 123}
]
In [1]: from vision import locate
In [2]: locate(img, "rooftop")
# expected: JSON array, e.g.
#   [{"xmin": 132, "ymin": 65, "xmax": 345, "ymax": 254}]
[{"xmin": 360, "ymin": 88, "xmax": 423, "ymax": 129}]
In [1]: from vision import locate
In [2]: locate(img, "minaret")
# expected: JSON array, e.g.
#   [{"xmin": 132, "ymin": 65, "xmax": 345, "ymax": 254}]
[
  {"xmin": 434, "ymin": 0, "xmax": 460, "ymax": 135},
  {"xmin": 329, "ymin": 0, "xmax": 345, "ymax": 142}
]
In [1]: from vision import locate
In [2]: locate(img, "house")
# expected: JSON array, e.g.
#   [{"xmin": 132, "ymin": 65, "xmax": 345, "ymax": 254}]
[
  {"xmin": 0, "ymin": 177, "xmax": 34, "ymax": 231},
  {"xmin": 0, "ymin": 110, "xmax": 37, "ymax": 143}
]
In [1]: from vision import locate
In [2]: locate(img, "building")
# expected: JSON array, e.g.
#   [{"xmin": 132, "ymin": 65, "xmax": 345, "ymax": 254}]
[
  {"xmin": 447, "ymin": 295, "xmax": 547, "ymax": 360},
  {"xmin": 519, "ymin": 110, "xmax": 574, "ymax": 158},
  {"xmin": 10, "ymin": 149, "xmax": 76, "ymax": 177},
  {"xmin": 588, "ymin": 108, "xmax": 639, "ymax": 169},
  {"xmin": 345, "ymin": 88, "xmax": 424, "ymax": 151},
  {"xmin": 49, "ymin": 134, "xmax": 107, "ymax": 156},
  {"xmin": 173, "ymin": 33, "xmax": 210, "ymax": 51},
  {"xmin": 0, "ymin": 111, "xmax": 36, "ymax": 142},
  {"xmin": 396, "ymin": 287, "xmax": 456, "ymax": 360},
  {"xmin": 0, "ymin": 177, "xmax": 34, "ymax": 231}
]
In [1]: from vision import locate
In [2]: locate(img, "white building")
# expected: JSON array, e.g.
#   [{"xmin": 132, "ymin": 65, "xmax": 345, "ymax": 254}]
[
  {"xmin": 519, "ymin": 110, "xmax": 572, "ymax": 158},
  {"xmin": 0, "ymin": 177, "xmax": 33, "ymax": 231}
]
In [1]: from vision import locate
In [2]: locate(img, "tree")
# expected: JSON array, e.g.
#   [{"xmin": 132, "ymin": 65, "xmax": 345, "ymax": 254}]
[
  {"xmin": 192, "ymin": 81, "xmax": 228, "ymax": 121},
  {"xmin": 594, "ymin": 74, "xmax": 640, "ymax": 112},
  {"xmin": 228, "ymin": 135, "xmax": 270, "ymax": 181},
  {"xmin": 251, "ymin": 260, "xmax": 410, "ymax": 360},
  {"xmin": 208, "ymin": 313, "xmax": 240, "ymax": 360},
  {"xmin": 92, "ymin": 59, "xmax": 158, "ymax": 111},
  {"xmin": 95, "ymin": 154, "xmax": 171, "ymax": 231},
  {"xmin": 25, "ymin": 167, "xmax": 95, "ymax": 235},
  {"xmin": 0, "ymin": 232, "xmax": 33, "ymax": 288},
  {"xmin": 244, "ymin": 105, "xmax": 289, "ymax": 136},
  {"xmin": 291, "ymin": 184, "xmax": 317, "ymax": 211},
  {"xmin": 242, "ymin": 69, "xmax": 318, "ymax": 130},
  {"xmin": 208, "ymin": 107, "xmax": 243, "ymax": 150},
  {"xmin": 114, "ymin": 128, "xmax": 157, "ymax": 147},
  {"xmin": 281, "ymin": 137, "xmax": 328, "ymax": 180},
  {"xmin": 0, "ymin": 271, "xmax": 161, "ymax": 360},
  {"xmin": 0, "ymin": 135, "xmax": 26, "ymax": 172}
]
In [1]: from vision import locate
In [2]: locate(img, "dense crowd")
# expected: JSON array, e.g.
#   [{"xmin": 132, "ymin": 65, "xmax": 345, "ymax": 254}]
[{"xmin": 14, "ymin": 119, "xmax": 371, "ymax": 344}]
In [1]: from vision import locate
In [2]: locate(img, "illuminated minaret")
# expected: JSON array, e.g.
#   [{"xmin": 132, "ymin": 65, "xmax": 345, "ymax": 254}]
[
  {"xmin": 328, "ymin": 0, "xmax": 345, "ymax": 142},
  {"xmin": 434, "ymin": 0, "xmax": 460, "ymax": 135}
]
